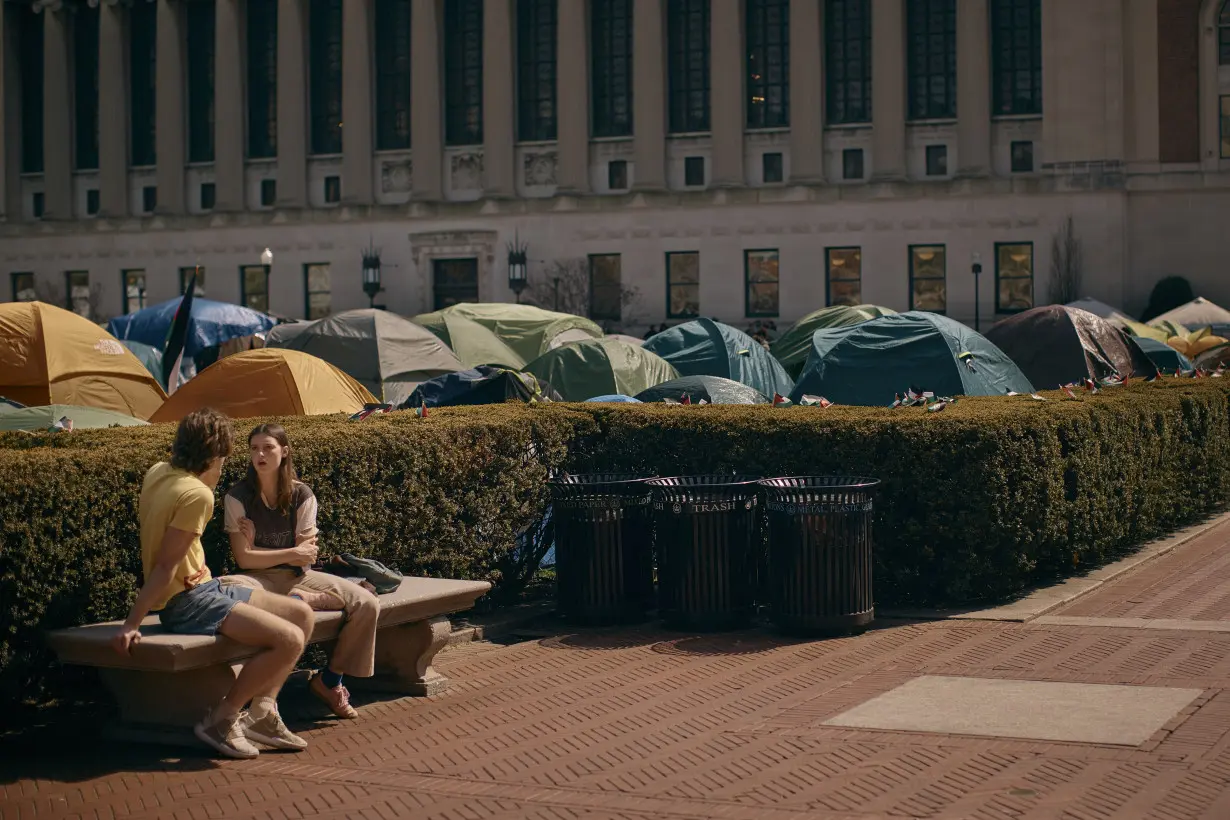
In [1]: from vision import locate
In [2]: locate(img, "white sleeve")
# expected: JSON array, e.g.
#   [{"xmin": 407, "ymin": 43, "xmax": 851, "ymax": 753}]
[
  {"xmin": 223, "ymin": 495, "xmax": 244, "ymax": 533},
  {"xmin": 297, "ymin": 493, "xmax": 319, "ymax": 538}
]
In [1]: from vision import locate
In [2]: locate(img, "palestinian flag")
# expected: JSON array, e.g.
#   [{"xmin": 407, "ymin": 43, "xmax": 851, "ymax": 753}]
[{"xmin": 163, "ymin": 268, "xmax": 198, "ymax": 393}]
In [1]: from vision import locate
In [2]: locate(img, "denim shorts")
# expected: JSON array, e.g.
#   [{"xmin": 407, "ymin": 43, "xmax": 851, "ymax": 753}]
[{"xmin": 159, "ymin": 579, "xmax": 253, "ymax": 636}]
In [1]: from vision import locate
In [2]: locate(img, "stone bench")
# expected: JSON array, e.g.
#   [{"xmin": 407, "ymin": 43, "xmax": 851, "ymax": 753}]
[{"xmin": 47, "ymin": 576, "xmax": 490, "ymax": 744}]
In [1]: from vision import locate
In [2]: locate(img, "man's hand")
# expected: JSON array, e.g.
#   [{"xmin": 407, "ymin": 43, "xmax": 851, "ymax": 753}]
[
  {"xmin": 288, "ymin": 541, "xmax": 319, "ymax": 567},
  {"xmin": 238, "ymin": 517, "xmax": 256, "ymax": 547},
  {"xmin": 112, "ymin": 625, "xmax": 142, "ymax": 656}
]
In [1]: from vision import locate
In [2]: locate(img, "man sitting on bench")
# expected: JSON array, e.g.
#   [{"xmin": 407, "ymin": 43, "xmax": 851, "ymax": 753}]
[{"xmin": 111, "ymin": 408, "xmax": 316, "ymax": 759}]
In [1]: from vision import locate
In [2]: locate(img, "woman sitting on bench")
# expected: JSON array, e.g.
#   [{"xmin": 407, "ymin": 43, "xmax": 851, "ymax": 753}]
[{"xmin": 223, "ymin": 423, "xmax": 379, "ymax": 720}]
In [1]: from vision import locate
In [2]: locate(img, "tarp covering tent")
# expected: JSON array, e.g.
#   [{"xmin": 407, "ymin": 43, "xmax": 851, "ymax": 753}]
[
  {"xmin": 434, "ymin": 303, "xmax": 603, "ymax": 361},
  {"xmin": 772, "ymin": 305, "xmax": 897, "ymax": 376},
  {"xmin": 984, "ymin": 305, "xmax": 1154, "ymax": 387},
  {"xmin": 150, "ymin": 348, "xmax": 376, "ymax": 422},
  {"xmin": 412, "ymin": 311, "xmax": 527, "ymax": 370},
  {"xmin": 0, "ymin": 302, "xmax": 167, "ymax": 419},
  {"xmin": 108, "ymin": 297, "xmax": 276, "ymax": 359},
  {"xmin": 790, "ymin": 312, "xmax": 1034, "ymax": 406},
  {"xmin": 1130, "ymin": 336, "xmax": 1194, "ymax": 372},
  {"xmin": 265, "ymin": 309, "xmax": 463, "ymax": 405},
  {"xmin": 643, "ymin": 318, "xmax": 795, "ymax": 398},
  {"xmin": 1152, "ymin": 297, "xmax": 1230, "ymax": 336},
  {"xmin": 524, "ymin": 338, "xmax": 679, "ymax": 401},
  {"xmin": 1066, "ymin": 298, "xmax": 1135, "ymax": 326},
  {"xmin": 0, "ymin": 403, "xmax": 149, "ymax": 432},
  {"xmin": 400, "ymin": 366, "xmax": 562, "ymax": 409},
  {"xmin": 636, "ymin": 375, "xmax": 770, "ymax": 405}
]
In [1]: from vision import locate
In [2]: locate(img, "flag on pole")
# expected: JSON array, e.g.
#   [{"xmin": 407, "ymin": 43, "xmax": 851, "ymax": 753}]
[{"xmin": 163, "ymin": 268, "xmax": 198, "ymax": 393}]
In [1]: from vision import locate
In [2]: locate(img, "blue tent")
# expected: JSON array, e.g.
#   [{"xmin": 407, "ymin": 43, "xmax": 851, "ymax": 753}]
[
  {"xmin": 107, "ymin": 297, "xmax": 276, "ymax": 359},
  {"xmin": 643, "ymin": 318, "xmax": 794, "ymax": 398},
  {"xmin": 1130, "ymin": 336, "xmax": 1194, "ymax": 372},
  {"xmin": 119, "ymin": 340, "xmax": 166, "ymax": 387}
]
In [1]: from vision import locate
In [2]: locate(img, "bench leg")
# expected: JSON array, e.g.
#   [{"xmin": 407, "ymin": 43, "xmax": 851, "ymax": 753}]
[
  {"xmin": 98, "ymin": 662, "xmax": 240, "ymax": 746},
  {"xmin": 351, "ymin": 616, "xmax": 452, "ymax": 697}
]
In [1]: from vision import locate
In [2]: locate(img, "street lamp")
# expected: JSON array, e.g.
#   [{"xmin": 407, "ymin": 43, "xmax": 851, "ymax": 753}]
[
  {"xmin": 507, "ymin": 232, "xmax": 529, "ymax": 303},
  {"xmin": 971, "ymin": 251, "xmax": 983, "ymax": 332},
  {"xmin": 362, "ymin": 241, "xmax": 383, "ymax": 308},
  {"xmin": 260, "ymin": 247, "xmax": 273, "ymax": 286}
]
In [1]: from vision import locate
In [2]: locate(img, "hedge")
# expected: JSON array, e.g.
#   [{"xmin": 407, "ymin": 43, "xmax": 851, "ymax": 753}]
[{"xmin": 2, "ymin": 379, "xmax": 1229, "ymax": 707}]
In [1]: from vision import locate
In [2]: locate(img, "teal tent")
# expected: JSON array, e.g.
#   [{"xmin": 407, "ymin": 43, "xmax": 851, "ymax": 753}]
[
  {"xmin": 120, "ymin": 340, "xmax": 165, "ymax": 388},
  {"xmin": 0, "ymin": 403, "xmax": 149, "ymax": 432},
  {"xmin": 524, "ymin": 338, "xmax": 679, "ymax": 401},
  {"xmin": 643, "ymin": 318, "xmax": 794, "ymax": 398},
  {"xmin": 773, "ymin": 305, "xmax": 896, "ymax": 377},
  {"xmin": 789, "ymin": 312, "xmax": 1034, "ymax": 406}
]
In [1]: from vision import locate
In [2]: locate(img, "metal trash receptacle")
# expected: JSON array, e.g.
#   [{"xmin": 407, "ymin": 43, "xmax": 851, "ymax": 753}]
[
  {"xmin": 759, "ymin": 476, "xmax": 880, "ymax": 636},
  {"xmin": 550, "ymin": 473, "xmax": 656, "ymax": 625},
  {"xmin": 647, "ymin": 475, "xmax": 762, "ymax": 631}
]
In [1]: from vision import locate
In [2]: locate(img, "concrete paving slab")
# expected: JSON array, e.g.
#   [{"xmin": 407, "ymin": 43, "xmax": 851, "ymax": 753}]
[{"xmin": 822, "ymin": 675, "xmax": 1202, "ymax": 746}]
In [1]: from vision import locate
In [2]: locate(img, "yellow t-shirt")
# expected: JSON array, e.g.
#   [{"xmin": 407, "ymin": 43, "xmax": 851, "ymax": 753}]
[{"xmin": 139, "ymin": 461, "xmax": 215, "ymax": 611}]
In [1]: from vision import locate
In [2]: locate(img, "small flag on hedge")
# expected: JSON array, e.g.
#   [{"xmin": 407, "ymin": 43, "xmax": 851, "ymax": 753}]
[
  {"xmin": 681, "ymin": 394, "xmax": 692, "ymax": 405},
  {"xmin": 1062, "ymin": 384, "xmax": 1078, "ymax": 399},
  {"xmin": 773, "ymin": 393, "xmax": 791, "ymax": 406},
  {"xmin": 799, "ymin": 395, "xmax": 832, "ymax": 407}
]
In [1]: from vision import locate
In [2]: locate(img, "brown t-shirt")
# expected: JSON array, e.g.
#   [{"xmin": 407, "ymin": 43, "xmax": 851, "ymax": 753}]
[{"xmin": 224, "ymin": 478, "xmax": 318, "ymax": 572}]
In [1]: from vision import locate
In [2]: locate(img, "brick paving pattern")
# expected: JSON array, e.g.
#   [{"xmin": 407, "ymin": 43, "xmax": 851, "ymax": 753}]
[{"xmin": 8, "ymin": 521, "xmax": 1230, "ymax": 819}]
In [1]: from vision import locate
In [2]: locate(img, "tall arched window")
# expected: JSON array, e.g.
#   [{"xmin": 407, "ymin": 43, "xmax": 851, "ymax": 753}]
[
  {"xmin": 1220, "ymin": 0, "xmax": 1230, "ymax": 64},
  {"xmin": 990, "ymin": 0, "xmax": 1041, "ymax": 116}
]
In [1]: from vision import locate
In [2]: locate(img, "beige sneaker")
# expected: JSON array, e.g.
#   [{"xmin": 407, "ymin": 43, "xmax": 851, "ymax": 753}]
[
  {"xmin": 194, "ymin": 710, "xmax": 260, "ymax": 759},
  {"xmin": 310, "ymin": 672, "xmax": 359, "ymax": 719},
  {"xmin": 242, "ymin": 707, "xmax": 308, "ymax": 751}
]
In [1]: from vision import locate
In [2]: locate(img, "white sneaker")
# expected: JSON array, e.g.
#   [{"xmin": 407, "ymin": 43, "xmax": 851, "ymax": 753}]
[{"xmin": 194, "ymin": 710, "xmax": 261, "ymax": 759}]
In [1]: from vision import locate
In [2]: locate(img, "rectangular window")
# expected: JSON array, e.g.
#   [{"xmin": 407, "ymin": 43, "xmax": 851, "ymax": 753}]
[
  {"xmin": 843, "ymin": 147, "xmax": 864, "ymax": 179},
  {"xmin": 375, "ymin": 0, "xmax": 412, "ymax": 151},
  {"xmin": 925, "ymin": 144, "xmax": 948, "ymax": 176},
  {"xmin": 432, "ymin": 257, "xmax": 479, "ymax": 310},
  {"xmin": 260, "ymin": 178, "xmax": 277, "ymax": 206},
  {"xmin": 309, "ymin": 0, "xmax": 344, "ymax": 155},
  {"xmin": 825, "ymin": 0, "xmax": 871, "ymax": 125},
  {"xmin": 142, "ymin": 186, "xmax": 156, "ymax": 213},
  {"xmin": 591, "ymin": 0, "xmax": 633, "ymax": 138},
  {"xmin": 65, "ymin": 271, "xmax": 90, "ymax": 318},
  {"xmin": 180, "ymin": 266, "xmax": 206, "ymax": 297},
  {"xmin": 608, "ymin": 159, "xmax": 628, "ymax": 189},
  {"xmin": 517, "ymin": 0, "xmax": 557, "ymax": 142},
  {"xmin": 304, "ymin": 263, "xmax": 332, "ymax": 319},
  {"xmin": 19, "ymin": 7, "xmax": 43, "ymax": 174},
  {"xmin": 667, "ymin": 0, "xmax": 710, "ymax": 133},
  {"xmin": 247, "ymin": 0, "xmax": 278, "ymax": 159},
  {"xmin": 909, "ymin": 244, "xmax": 947, "ymax": 313},
  {"xmin": 73, "ymin": 4, "xmax": 100, "ymax": 170},
  {"xmin": 684, "ymin": 156, "xmax": 705, "ymax": 186},
  {"xmin": 826, "ymin": 247, "xmax": 861, "ymax": 306},
  {"xmin": 86, "ymin": 189, "xmax": 100, "ymax": 215},
  {"xmin": 995, "ymin": 242, "xmax": 1034, "ymax": 313},
  {"xmin": 745, "ymin": 249, "xmax": 780, "ymax": 317},
  {"xmin": 187, "ymin": 0, "xmax": 217, "ymax": 163},
  {"xmin": 991, "ymin": 0, "xmax": 1042, "ymax": 116},
  {"xmin": 10, "ymin": 272, "xmax": 35, "ymax": 302},
  {"xmin": 1222, "ymin": 97, "xmax": 1230, "ymax": 159},
  {"xmin": 589, "ymin": 254, "xmax": 623, "ymax": 321},
  {"xmin": 762, "ymin": 152, "xmax": 783, "ymax": 183},
  {"xmin": 122, "ymin": 270, "xmax": 147, "ymax": 314},
  {"xmin": 906, "ymin": 0, "xmax": 956, "ymax": 121},
  {"xmin": 32, "ymin": 192, "xmax": 44, "ymax": 219},
  {"xmin": 746, "ymin": 0, "xmax": 789, "ymax": 129},
  {"xmin": 444, "ymin": 0, "xmax": 484, "ymax": 146},
  {"xmin": 324, "ymin": 175, "xmax": 341, "ymax": 203},
  {"xmin": 200, "ymin": 182, "xmax": 216, "ymax": 210},
  {"xmin": 666, "ymin": 251, "xmax": 700, "ymax": 319},
  {"xmin": 240, "ymin": 265, "xmax": 269, "ymax": 312},
  {"xmin": 1011, "ymin": 139, "xmax": 1034, "ymax": 172},
  {"xmin": 130, "ymin": 1, "xmax": 157, "ymax": 167}
]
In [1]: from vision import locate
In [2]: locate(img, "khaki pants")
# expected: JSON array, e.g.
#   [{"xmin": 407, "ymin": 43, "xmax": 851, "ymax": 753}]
[{"xmin": 236, "ymin": 568, "xmax": 379, "ymax": 678}]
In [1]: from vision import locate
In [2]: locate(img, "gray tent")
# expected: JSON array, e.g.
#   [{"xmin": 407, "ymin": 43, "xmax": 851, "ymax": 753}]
[{"xmin": 265, "ymin": 309, "xmax": 463, "ymax": 405}]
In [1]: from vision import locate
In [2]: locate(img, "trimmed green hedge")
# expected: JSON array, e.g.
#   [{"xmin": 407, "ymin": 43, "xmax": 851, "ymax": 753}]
[{"xmin": 2, "ymin": 379, "xmax": 1229, "ymax": 706}]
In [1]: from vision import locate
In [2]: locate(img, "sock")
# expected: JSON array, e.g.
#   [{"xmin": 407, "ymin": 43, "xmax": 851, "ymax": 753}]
[
  {"xmin": 320, "ymin": 668, "xmax": 344, "ymax": 689},
  {"xmin": 213, "ymin": 702, "xmax": 242, "ymax": 725},
  {"xmin": 250, "ymin": 696, "xmax": 277, "ymax": 720}
]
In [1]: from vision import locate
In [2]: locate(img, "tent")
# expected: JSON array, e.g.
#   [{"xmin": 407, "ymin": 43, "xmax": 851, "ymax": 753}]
[
  {"xmin": 643, "ymin": 318, "xmax": 795, "ymax": 398},
  {"xmin": 1152, "ymin": 297, "xmax": 1230, "ymax": 336},
  {"xmin": 584, "ymin": 394, "xmax": 642, "ymax": 403},
  {"xmin": 265, "ymin": 309, "xmax": 463, "ymax": 405},
  {"xmin": 790, "ymin": 312, "xmax": 1034, "ymax": 406},
  {"xmin": 400, "ymin": 366, "xmax": 561, "ymax": 408},
  {"xmin": 0, "ymin": 302, "xmax": 167, "ymax": 419},
  {"xmin": 433, "ymin": 303, "xmax": 603, "ymax": 361},
  {"xmin": 1130, "ymin": 336, "xmax": 1194, "ymax": 372},
  {"xmin": 150, "ymin": 348, "xmax": 376, "ymax": 423},
  {"xmin": 772, "ymin": 305, "xmax": 897, "ymax": 376},
  {"xmin": 984, "ymin": 305, "xmax": 1154, "ymax": 387},
  {"xmin": 604, "ymin": 334, "xmax": 646, "ymax": 347},
  {"xmin": 412, "ymin": 311, "xmax": 527, "ymax": 369},
  {"xmin": 108, "ymin": 297, "xmax": 276, "ymax": 359},
  {"xmin": 1066, "ymin": 298, "xmax": 1135, "ymax": 326},
  {"xmin": 120, "ymin": 340, "xmax": 165, "ymax": 387},
  {"xmin": 635, "ymin": 376, "xmax": 770, "ymax": 405},
  {"xmin": 265, "ymin": 320, "xmax": 310, "ymax": 347},
  {"xmin": 524, "ymin": 338, "xmax": 679, "ymax": 401},
  {"xmin": 0, "ymin": 403, "xmax": 149, "ymax": 432}
]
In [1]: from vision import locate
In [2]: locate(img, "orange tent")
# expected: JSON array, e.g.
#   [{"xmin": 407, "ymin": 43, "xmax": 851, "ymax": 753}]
[
  {"xmin": 150, "ymin": 348, "xmax": 377, "ymax": 423},
  {"xmin": 0, "ymin": 301, "xmax": 167, "ymax": 419}
]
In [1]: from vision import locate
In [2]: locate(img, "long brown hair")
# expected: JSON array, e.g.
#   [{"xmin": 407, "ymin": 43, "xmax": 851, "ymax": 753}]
[{"xmin": 247, "ymin": 423, "xmax": 297, "ymax": 513}]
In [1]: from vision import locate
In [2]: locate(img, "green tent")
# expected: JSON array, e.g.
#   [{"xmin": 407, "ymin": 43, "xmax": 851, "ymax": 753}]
[
  {"xmin": 0, "ymin": 403, "xmax": 149, "ymax": 432},
  {"xmin": 643, "ymin": 318, "xmax": 794, "ymax": 398},
  {"xmin": 412, "ymin": 311, "xmax": 527, "ymax": 370},
  {"xmin": 789, "ymin": 312, "xmax": 1034, "ymax": 406},
  {"xmin": 773, "ymin": 304, "xmax": 896, "ymax": 376},
  {"xmin": 524, "ymin": 338, "xmax": 679, "ymax": 401},
  {"xmin": 435, "ymin": 303, "xmax": 603, "ymax": 361}
]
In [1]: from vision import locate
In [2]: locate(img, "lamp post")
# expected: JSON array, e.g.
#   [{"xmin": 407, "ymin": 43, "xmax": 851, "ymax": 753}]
[
  {"xmin": 507, "ymin": 232, "xmax": 528, "ymax": 303},
  {"xmin": 361, "ymin": 241, "xmax": 383, "ymax": 308},
  {"xmin": 260, "ymin": 248, "xmax": 273, "ymax": 306},
  {"xmin": 971, "ymin": 251, "xmax": 983, "ymax": 332}
]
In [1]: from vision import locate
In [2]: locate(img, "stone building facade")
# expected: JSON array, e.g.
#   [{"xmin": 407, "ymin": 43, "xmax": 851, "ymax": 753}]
[{"xmin": 0, "ymin": 0, "xmax": 1226, "ymax": 333}]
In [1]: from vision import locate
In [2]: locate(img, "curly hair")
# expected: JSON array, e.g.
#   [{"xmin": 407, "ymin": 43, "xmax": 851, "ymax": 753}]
[{"xmin": 170, "ymin": 408, "xmax": 234, "ymax": 474}]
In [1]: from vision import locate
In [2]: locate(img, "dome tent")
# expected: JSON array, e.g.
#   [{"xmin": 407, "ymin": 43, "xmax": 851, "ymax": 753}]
[
  {"xmin": 265, "ymin": 308, "xmax": 463, "ymax": 405},
  {"xmin": 1065, "ymin": 298, "xmax": 1135, "ymax": 327},
  {"xmin": 400, "ymin": 366, "xmax": 561, "ymax": 408},
  {"xmin": 772, "ymin": 304, "xmax": 896, "ymax": 377},
  {"xmin": 524, "ymin": 338, "xmax": 679, "ymax": 401},
  {"xmin": 643, "ymin": 318, "xmax": 794, "ymax": 399},
  {"xmin": 790, "ymin": 312, "xmax": 1033, "ymax": 406},
  {"xmin": 1151, "ymin": 297, "xmax": 1230, "ymax": 337},
  {"xmin": 1130, "ymin": 336, "xmax": 1194, "ymax": 372},
  {"xmin": 635, "ymin": 376, "xmax": 770, "ymax": 405},
  {"xmin": 0, "ymin": 403, "xmax": 149, "ymax": 432},
  {"xmin": 433, "ymin": 302, "xmax": 603, "ymax": 361},
  {"xmin": 412, "ymin": 310, "xmax": 527, "ymax": 370},
  {"xmin": 108, "ymin": 296, "xmax": 275, "ymax": 359}
]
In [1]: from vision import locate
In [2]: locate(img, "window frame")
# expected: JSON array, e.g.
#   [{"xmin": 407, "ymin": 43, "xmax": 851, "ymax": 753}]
[
  {"xmin": 842, "ymin": 148, "xmax": 865, "ymax": 180},
  {"xmin": 303, "ymin": 262, "xmax": 332, "ymax": 320},
  {"xmin": 906, "ymin": 0, "xmax": 956, "ymax": 122},
  {"xmin": 239, "ymin": 265, "xmax": 269, "ymax": 311},
  {"xmin": 665, "ymin": 251, "xmax": 701, "ymax": 320},
  {"xmin": 73, "ymin": 4, "xmax": 100, "ymax": 171},
  {"xmin": 908, "ymin": 244, "xmax": 947, "ymax": 314},
  {"xmin": 744, "ymin": 248, "xmax": 780, "ymax": 318},
  {"xmin": 179, "ymin": 266, "xmax": 206, "ymax": 297},
  {"xmin": 588, "ymin": 253, "xmax": 623, "ymax": 322},
  {"xmin": 1010, "ymin": 139, "xmax": 1035, "ymax": 172},
  {"xmin": 121, "ymin": 269, "xmax": 147, "ymax": 315},
  {"xmin": 309, "ymin": 0, "xmax": 344, "ymax": 156},
  {"xmin": 1220, "ymin": 0, "xmax": 1230, "ymax": 65},
  {"xmin": 994, "ymin": 241, "xmax": 1034, "ymax": 315},
  {"xmin": 925, "ymin": 144, "xmax": 949, "ymax": 176},
  {"xmin": 762, "ymin": 151, "xmax": 784, "ymax": 183},
  {"xmin": 990, "ymin": 0, "xmax": 1042, "ymax": 117},
  {"xmin": 64, "ymin": 270, "xmax": 91, "ymax": 318},
  {"xmin": 667, "ymin": 0, "xmax": 711, "ymax": 134},
  {"xmin": 10, "ymin": 272, "xmax": 35, "ymax": 303},
  {"xmin": 186, "ymin": 0, "xmax": 216, "ymax": 163},
  {"xmin": 591, "ymin": 0, "xmax": 634, "ymax": 138},
  {"xmin": 431, "ymin": 257, "xmax": 480, "ymax": 311},
  {"xmin": 247, "ymin": 0, "xmax": 278, "ymax": 159},
  {"xmin": 444, "ymin": 0, "xmax": 484, "ymax": 147},
  {"xmin": 825, "ymin": 246, "xmax": 862, "ymax": 307},
  {"xmin": 516, "ymin": 0, "xmax": 558, "ymax": 143},
  {"xmin": 746, "ymin": 0, "xmax": 789, "ymax": 130},
  {"xmin": 825, "ymin": 0, "xmax": 872, "ymax": 126},
  {"xmin": 375, "ymin": 0, "xmax": 413, "ymax": 151}
]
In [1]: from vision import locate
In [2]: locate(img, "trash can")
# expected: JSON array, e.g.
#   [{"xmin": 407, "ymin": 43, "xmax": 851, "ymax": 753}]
[
  {"xmin": 550, "ymin": 473, "xmax": 656, "ymax": 625},
  {"xmin": 759, "ymin": 476, "xmax": 880, "ymax": 636},
  {"xmin": 648, "ymin": 475, "xmax": 762, "ymax": 631}
]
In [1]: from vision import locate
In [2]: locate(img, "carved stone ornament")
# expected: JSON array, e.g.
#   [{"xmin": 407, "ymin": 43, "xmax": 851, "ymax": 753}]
[
  {"xmin": 451, "ymin": 153, "xmax": 483, "ymax": 190},
  {"xmin": 523, "ymin": 152, "xmax": 557, "ymax": 187},
  {"xmin": 381, "ymin": 159, "xmax": 413, "ymax": 194}
]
